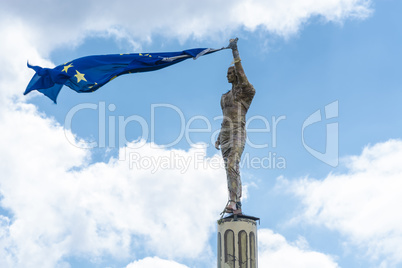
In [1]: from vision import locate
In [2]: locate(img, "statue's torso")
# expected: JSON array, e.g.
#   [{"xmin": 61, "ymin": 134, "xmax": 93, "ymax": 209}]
[{"xmin": 220, "ymin": 82, "xmax": 255, "ymax": 145}]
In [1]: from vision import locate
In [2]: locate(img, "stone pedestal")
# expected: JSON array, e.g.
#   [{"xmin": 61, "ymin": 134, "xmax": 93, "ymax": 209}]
[{"xmin": 217, "ymin": 214, "xmax": 259, "ymax": 268}]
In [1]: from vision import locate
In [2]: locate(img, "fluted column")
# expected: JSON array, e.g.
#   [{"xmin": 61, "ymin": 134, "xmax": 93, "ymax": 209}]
[{"xmin": 217, "ymin": 214, "xmax": 259, "ymax": 268}]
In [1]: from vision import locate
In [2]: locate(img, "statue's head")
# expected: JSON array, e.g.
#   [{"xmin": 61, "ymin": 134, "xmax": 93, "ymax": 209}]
[{"xmin": 227, "ymin": 66, "xmax": 236, "ymax": 84}]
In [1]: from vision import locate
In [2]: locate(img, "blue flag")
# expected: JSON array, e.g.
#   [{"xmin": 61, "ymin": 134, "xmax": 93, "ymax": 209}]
[{"xmin": 25, "ymin": 47, "xmax": 225, "ymax": 103}]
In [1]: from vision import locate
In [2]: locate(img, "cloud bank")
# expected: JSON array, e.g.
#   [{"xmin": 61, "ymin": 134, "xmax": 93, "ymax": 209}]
[
  {"xmin": 282, "ymin": 140, "xmax": 402, "ymax": 267},
  {"xmin": 0, "ymin": 106, "xmax": 227, "ymax": 267},
  {"xmin": 1, "ymin": 0, "xmax": 372, "ymax": 54},
  {"xmin": 259, "ymin": 229, "xmax": 339, "ymax": 267}
]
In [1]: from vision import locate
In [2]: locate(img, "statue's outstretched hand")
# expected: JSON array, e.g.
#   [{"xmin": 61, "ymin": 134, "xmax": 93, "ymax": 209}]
[{"xmin": 228, "ymin": 38, "xmax": 238, "ymax": 50}]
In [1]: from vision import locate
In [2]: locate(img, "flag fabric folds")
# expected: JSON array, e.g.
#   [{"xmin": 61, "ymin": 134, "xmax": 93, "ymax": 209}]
[{"xmin": 25, "ymin": 47, "xmax": 225, "ymax": 103}]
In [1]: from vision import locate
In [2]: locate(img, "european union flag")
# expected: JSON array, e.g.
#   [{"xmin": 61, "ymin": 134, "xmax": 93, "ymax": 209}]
[{"xmin": 25, "ymin": 47, "xmax": 225, "ymax": 103}]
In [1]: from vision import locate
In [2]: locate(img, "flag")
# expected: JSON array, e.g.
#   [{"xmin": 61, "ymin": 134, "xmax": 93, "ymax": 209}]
[{"xmin": 25, "ymin": 47, "xmax": 225, "ymax": 103}]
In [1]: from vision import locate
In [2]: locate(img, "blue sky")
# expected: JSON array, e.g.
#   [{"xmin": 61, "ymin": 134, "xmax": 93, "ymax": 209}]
[{"xmin": 1, "ymin": 0, "xmax": 402, "ymax": 267}]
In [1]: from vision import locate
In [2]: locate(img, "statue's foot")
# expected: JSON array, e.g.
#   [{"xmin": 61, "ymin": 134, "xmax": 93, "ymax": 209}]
[
  {"xmin": 225, "ymin": 201, "xmax": 242, "ymax": 214},
  {"xmin": 225, "ymin": 201, "xmax": 236, "ymax": 212}
]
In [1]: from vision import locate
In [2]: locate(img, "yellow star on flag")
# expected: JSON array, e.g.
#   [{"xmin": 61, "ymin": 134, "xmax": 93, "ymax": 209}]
[
  {"xmin": 74, "ymin": 70, "xmax": 87, "ymax": 83},
  {"xmin": 62, "ymin": 63, "xmax": 73, "ymax": 73}
]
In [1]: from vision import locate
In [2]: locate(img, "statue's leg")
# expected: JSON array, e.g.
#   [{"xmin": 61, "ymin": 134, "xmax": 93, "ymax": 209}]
[
  {"xmin": 220, "ymin": 131, "xmax": 245, "ymax": 212},
  {"xmin": 226, "ymin": 148, "xmax": 242, "ymax": 202}
]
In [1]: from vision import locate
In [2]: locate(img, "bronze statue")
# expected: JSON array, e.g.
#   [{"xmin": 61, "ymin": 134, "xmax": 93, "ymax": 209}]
[{"xmin": 216, "ymin": 38, "xmax": 255, "ymax": 214}]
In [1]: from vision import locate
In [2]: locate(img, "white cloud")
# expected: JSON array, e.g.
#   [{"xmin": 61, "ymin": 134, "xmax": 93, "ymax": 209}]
[
  {"xmin": 126, "ymin": 256, "xmax": 188, "ymax": 268},
  {"xmin": 233, "ymin": 0, "xmax": 372, "ymax": 36},
  {"xmin": 0, "ymin": 0, "xmax": 372, "ymax": 54},
  {"xmin": 282, "ymin": 139, "xmax": 402, "ymax": 267},
  {"xmin": 0, "ymin": 77, "xmax": 229, "ymax": 265},
  {"xmin": 0, "ymin": 102, "xmax": 227, "ymax": 267},
  {"xmin": 0, "ymin": 20, "xmax": 53, "ymax": 104},
  {"xmin": 258, "ymin": 229, "xmax": 339, "ymax": 267}
]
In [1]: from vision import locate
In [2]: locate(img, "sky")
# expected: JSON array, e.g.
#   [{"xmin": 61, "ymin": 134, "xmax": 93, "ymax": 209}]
[{"xmin": 1, "ymin": 0, "xmax": 402, "ymax": 267}]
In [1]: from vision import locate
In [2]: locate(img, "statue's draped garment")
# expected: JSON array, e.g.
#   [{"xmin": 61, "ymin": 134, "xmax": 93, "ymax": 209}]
[{"xmin": 219, "ymin": 76, "xmax": 255, "ymax": 201}]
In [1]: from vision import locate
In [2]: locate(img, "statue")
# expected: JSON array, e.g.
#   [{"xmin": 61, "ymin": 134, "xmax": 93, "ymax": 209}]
[{"xmin": 216, "ymin": 38, "xmax": 256, "ymax": 214}]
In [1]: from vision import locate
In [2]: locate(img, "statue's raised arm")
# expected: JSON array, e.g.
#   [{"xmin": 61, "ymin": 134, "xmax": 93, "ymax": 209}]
[{"xmin": 228, "ymin": 38, "xmax": 250, "ymax": 86}]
